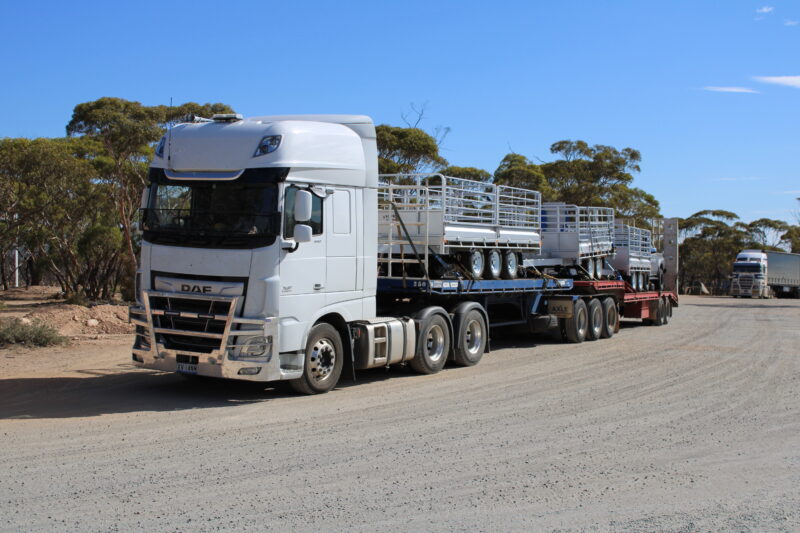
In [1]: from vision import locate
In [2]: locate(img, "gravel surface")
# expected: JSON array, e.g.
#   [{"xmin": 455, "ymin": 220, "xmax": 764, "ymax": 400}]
[{"xmin": 1, "ymin": 295, "xmax": 798, "ymax": 532}]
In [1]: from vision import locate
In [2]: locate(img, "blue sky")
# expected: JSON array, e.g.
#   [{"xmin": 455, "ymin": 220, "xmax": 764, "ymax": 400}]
[{"xmin": 1, "ymin": 1, "xmax": 798, "ymax": 223}]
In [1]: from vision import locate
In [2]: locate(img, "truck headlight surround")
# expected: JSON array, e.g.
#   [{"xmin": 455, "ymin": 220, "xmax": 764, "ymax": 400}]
[
  {"xmin": 240, "ymin": 336, "xmax": 272, "ymax": 358},
  {"xmin": 253, "ymin": 135, "xmax": 281, "ymax": 157}
]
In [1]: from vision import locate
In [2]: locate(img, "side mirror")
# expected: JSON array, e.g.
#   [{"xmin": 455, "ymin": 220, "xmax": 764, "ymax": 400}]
[
  {"xmin": 294, "ymin": 189, "xmax": 313, "ymax": 222},
  {"xmin": 293, "ymin": 224, "xmax": 312, "ymax": 243}
]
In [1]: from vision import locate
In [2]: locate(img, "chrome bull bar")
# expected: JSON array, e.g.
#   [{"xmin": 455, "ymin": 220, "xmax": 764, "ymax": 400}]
[{"xmin": 129, "ymin": 290, "xmax": 271, "ymax": 359}]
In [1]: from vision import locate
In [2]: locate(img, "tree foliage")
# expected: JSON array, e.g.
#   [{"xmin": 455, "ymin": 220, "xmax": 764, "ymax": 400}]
[
  {"xmin": 492, "ymin": 154, "xmax": 553, "ymax": 198},
  {"xmin": 376, "ymin": 125, "xmax": 447, "ymax": 174},
  {"xmin": 0, "ymin": 138, "xmax": 124, "ymax": 298},
  {"xmin": 540, "ymin": 140, "xmax": 659, "ymax": 225},
  {"xmin": 441, "ymin": 166, "xmax": 492, "ymax": 182}
]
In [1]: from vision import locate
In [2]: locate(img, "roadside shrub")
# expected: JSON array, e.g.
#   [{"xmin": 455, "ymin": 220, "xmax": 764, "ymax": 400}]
[{"xmin": 0, "ymin": 318, "xmax": 67, "ymax": 347}]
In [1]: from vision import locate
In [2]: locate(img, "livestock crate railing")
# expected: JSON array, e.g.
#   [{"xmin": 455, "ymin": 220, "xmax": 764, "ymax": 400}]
[
  {"xmin": 541, "ymin": 203, "xmax": 615, "ymax": 256},
  {"xmin": 379, "ymin": 174, "xmax": 541, "ymax": 231}
]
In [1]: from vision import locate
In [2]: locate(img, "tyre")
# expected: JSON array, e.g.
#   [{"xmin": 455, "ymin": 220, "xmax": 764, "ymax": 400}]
[
  {"xmin": 586, "ymin": 299, "xmax": 603, "ymax": 340},
  {"xmin": 410, "ymin": 313, "xmax": 451, "ymax": 374},
  {"xmin": 290, "ymin": 323, "xmax": 344, "ymax": 394},
  {"xmin": 652, "ymin": 298, "xmax": 664, "ymax": 327},
  {"xmin": 465, "ymin": 250, "xmax": 484, "ymax": 279},
  {"xmin": 662, "ymin": 298, "xmax": 671, "ymax": 325},
  {"xmin": 485, "ymin": 249, "xmax": 502, "ymax": 279},
  {"xmin": 600, "ymin": 297, "xmax": 617, "ymax": 338},
  {"xmin": 453, "ymin": 308, "xmax": 487, "ymax": 366},
  {"xmin": 501, "ymin": 251, "xmax": 519, "ymax": 279},
  {"xmin": 562, "ymin": 299, "xmax": 588, "ymax": 343}
]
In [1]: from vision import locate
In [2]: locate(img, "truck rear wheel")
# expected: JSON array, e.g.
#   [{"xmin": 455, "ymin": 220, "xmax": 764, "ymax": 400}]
[
  {"xmin": 410, "ymin": 313, "xmax": 451, "ymax": 374},
  {"xmin": 453, "ymin": 308, "xmax": 487, "ymax": 366},
  {"xmin": 586, "ymin": 299, "xmax": 602, "ymax": 340},
  {"xmin": 662, "ymin": 298, "xmax": 671, "ymax": 325},
  {"xmin": 561, "ymin": 299, "xmax": 587, "ymax": 343},
  {"xmin": 600, "ymin": 297, "xmax": 617, "ymax": 338},
  {"xmin": 290, "ymin": 323, "xmax": 344, "ymax": 395}
]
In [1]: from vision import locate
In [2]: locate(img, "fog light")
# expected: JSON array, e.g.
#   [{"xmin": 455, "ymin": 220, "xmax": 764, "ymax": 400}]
[{"xmin": 238, "ymin": 367, "xmax": 261, "ymax": 376}]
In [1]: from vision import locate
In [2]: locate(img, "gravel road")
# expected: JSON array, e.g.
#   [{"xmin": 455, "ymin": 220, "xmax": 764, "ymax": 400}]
[{"xmin": 1, "ymin": 295, "xmax": 798, "ymax": 532}]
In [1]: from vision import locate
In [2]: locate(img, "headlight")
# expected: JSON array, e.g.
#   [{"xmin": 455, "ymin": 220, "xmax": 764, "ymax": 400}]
[
  {"xmin": 240, "ymin": 336, "xmax": 272, "ymax": 358},
  {"xmin": 155, "ymin": 136, "xmax": 166, "ymax": 158},
  {"xmin": 253, "ymin": 135, "xmax": 281, "ymax": 157}
]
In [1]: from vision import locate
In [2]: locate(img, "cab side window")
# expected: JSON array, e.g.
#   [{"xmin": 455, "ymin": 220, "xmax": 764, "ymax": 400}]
[{"xmin": 284, "ymin": 186, "xmax": 323, "ymax": 238}]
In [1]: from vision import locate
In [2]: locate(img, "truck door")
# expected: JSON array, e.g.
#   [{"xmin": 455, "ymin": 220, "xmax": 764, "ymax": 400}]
[
  {"xmin": 326, "ymin": 188, "xmax": 358, "ymax": 298},
  {"xmin": 279, "ymin": 186, "xmax": 326, "ymax": 297}
]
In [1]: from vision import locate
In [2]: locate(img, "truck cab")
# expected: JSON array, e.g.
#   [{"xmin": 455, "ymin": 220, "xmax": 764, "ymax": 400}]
[
  {"xmin": 730, "ymin": 250, "xmax": 768, "ymax": 298},
  {"xmin": 130, "ymin": 114, "xmax": 379, "ymax": 392}
]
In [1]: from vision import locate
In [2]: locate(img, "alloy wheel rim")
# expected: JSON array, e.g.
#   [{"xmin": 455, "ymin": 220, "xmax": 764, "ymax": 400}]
[{"xmin": 309, "ymin": 338, "xmax": 336, "ymax": 382}]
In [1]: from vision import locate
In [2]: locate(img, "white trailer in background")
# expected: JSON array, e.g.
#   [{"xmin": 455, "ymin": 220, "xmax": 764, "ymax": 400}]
[
  {"xmin": 532, "ymin": 202, "xmax": 615, "ymax": 279},
  {"xmin": 609, "ymin": 222, "xmax": 652, "ymax": 291},
  {"xmin": 378, "ymin": 174, "xmax": 541, "ymax": 280}
]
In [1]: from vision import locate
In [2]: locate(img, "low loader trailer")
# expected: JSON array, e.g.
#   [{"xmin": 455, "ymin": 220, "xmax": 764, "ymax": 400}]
[{"xmin": 129, "ymin": 114, "xmax": 677, "ymax": 394}]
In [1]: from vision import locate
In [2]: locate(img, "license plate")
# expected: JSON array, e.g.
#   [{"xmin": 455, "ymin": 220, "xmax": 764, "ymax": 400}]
[
  {"xmin": 548, "ymin": 298, "xmax": 573, "ymax": 318},
  {"xmin": 176, "ymin": 362, "xmax": 197, "ymax": 374}
]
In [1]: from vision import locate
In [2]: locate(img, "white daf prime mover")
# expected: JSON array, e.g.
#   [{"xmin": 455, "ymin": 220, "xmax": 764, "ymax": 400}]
[{"xmin": 130, "ymin": 114, "xmax": 575, "ymax": 393}]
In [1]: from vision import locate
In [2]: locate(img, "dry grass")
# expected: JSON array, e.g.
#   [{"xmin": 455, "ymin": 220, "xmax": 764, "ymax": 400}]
[{"xmin": 0, "ymin": 318, "xmax": 67, "ymax": 347}]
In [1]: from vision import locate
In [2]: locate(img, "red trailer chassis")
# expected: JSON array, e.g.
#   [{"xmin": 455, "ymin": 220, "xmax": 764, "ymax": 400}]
[{"xmin": 572, "ymin": 280, "xmax": 679, "ymax": 322}]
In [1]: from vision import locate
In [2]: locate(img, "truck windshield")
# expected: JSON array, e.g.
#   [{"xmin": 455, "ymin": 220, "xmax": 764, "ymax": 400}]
[
  {"xmin": 142, "ymin": 168, "xmax": 284, "ymax": 248},
  {"xmin": 733, "ymin": 263, "xmax": 763, "ymax": 273}
]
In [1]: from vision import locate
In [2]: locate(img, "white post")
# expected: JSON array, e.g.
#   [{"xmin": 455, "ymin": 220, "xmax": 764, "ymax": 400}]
[{"xmin": 14, "ymin": 247, "xmax": 19, "ymax": 288}]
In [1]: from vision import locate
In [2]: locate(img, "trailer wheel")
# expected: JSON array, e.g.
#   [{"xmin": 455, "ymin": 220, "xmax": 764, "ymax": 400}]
[
  {"xmin": 662, "ymin": 297, "xmax": 671, "ymax": 325},
  {"xmin": 501, "ymin": 251, "xmax": 518, "ymax": 279},
  {"xmin": 465, "ymin": 250, "xmax": 484, "ymax": 279},
  {"xmin": 453, "ymin": 308, "xmax": 487, "ymax": 366},
  {"xmin": 586, "ymin": 299, "xmax": 603, "ymax": 340},
  {"xmin": 410, "ymin": 313, "xmax": 451, "ymax": 374},
  {"xmin": 600, "ymin": 297, "xmax": 617, "ymax": 338},
  {"xmin": 561, "ymin": 299, "xmax": 588, "ymax": 343},
  {"xmin": 290, "ymin": 323, "xmax": 344, "ymax": 395},
  {"xmin": 486, "ymin": 249, "xmax": 502, "ymax": 279},
  {"xmin": 652, "ymin": 298, "xmax": 665, "ymax": 326}
]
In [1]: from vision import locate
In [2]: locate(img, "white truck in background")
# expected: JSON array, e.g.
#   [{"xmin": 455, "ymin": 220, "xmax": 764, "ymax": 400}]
[{"xmin": 730, "ymin": 250, "xmax": 800, "ymax": 298}]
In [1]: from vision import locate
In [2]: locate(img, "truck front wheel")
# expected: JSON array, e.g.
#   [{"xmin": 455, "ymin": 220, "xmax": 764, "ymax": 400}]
[{"xmin": 290, "ymin": 323, "xmax": 344, "ymax": 395}]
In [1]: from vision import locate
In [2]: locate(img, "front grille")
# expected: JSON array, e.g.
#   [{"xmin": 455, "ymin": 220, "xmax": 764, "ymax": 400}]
[{"xmin": 149, "ymin": 294, "xmax": 233, "ymax": 353}]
